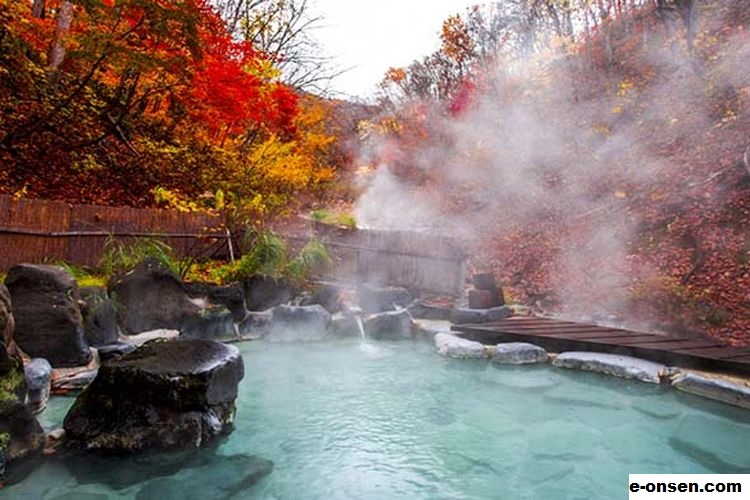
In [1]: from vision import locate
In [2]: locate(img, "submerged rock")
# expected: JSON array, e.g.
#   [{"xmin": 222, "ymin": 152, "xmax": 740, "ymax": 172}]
[
  {"xmin": 24, "ymin": 358, "xmax": 52, "ymax": 414},
  {"xmin": 671, "ymin": 371, "xmax": 750, "ymax": 409},
  {"xmin": 79, "ymin": 287, "xmax": 119, "ymax": 347},
  {"xmin": 108, "ymin": 258, "xmax": 199, "ymax": 336},
  {"xmin": 358, "ymin": 284, "xmax": 412, "ymax": 314},
  {"xmin": 552, "ymin": 352, "xmax": 666, "ymax": 384},
  {"xmin": 136, "ymin": 454, "xmax": 273, "ymax": 499},
  {"xmin": 492, "ymin": 343, "xmax": 548, "ymax": 365},
  {"xmin": 268, "ymin": 305, "xmax": 331, "ymax": 342},
  {"xmin": 64, "ymin": 339, "xmax": 244, "ymax": 452},
  {"xmin": 5, "ymin": 265, "xmax": 91, "ymax": 368},
  {"xmin": 363, "ymin": 309, "xmax": 413, "ymax": 340},
  {"xmin": 434, "ymin": 333, "xmax": 488, "ymax": 359}
]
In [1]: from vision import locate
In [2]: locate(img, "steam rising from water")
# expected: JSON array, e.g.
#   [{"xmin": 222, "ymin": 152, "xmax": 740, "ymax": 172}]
[{"xmin": 353, "ymin": 22, "xmax": 750, "ymax": 326}]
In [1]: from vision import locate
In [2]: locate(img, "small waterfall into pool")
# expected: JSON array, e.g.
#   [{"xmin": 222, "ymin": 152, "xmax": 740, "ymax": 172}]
[{"xmin": 355, "ymin": 315, "xmax": 367, "ymax": 340}]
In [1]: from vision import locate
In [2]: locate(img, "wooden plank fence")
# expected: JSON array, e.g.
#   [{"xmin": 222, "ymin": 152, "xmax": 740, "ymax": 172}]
[
  {"xmin": 307, "ymin": 223, "xmax": 467, "ymax": 297},
  {"xmin": 0, "ymin": 195, "xmax": 467, "ymax": 297},
  {"xmin": 0, "ymin": 195, "xmax": 227, "ymax": 271}
]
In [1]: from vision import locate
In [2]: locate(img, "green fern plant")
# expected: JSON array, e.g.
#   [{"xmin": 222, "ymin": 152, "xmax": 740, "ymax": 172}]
[{"xmin": 99, "ymin": 237, "xmax": 179, "ymax": 277}]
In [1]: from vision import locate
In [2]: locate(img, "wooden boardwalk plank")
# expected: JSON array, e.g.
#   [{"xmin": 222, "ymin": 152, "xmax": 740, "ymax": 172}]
[
  {"xmin": 673, "ymin": 347, "xmax": 750, "ymax": 360},
  {"xmin": 451, "ymin": 317, "xmax": 750, "ymax": 376}
]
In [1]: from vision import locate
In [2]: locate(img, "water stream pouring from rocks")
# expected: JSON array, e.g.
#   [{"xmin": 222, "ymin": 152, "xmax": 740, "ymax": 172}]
[{"xmin": 354, "ymin": 315, "xmax": 367, "ymax": 340}]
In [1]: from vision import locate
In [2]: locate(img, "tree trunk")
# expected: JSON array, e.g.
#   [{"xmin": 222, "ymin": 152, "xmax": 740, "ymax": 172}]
[
  {"xmin": 48, "ymin": 1, "xmax": 74, "ymax": 76},
  {"xmin": 32, "ymin": 0, "xmax": 46, "ymax": 19}
]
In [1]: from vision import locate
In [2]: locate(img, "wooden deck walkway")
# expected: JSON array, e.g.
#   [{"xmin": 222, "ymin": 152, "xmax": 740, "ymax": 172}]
[{"xmin": 452, "ymin": 316, "xmax": 750, "ymax": 376}]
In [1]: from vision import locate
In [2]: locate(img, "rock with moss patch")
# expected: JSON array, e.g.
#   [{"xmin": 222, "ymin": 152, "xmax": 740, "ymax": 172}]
[
  {"xmin": 5, "ymin": 265, "xmax": 91, "ymax": 368},
  {"xmin": 64, "ymin": 339, "xmax": 244, "ymax": 453}
]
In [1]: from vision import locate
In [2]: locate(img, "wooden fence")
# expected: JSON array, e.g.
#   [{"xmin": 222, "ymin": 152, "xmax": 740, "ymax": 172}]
[
  {"xmin": 0, "ymin": 195, "xmax": 227, "ymax": 271},
  {"xmin": 0, "ymin": 195, "xmax": 467, "ymax": 297},
  {"xmin": 308, "ymin": 223, "xmax": 467, "ymax": 297}
]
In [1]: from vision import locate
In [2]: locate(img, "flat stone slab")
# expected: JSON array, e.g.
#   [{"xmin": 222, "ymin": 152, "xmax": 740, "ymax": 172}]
[
  {"xmin": 552, "ymin": 352, "xmax": 666, "ymax": 384},
  {"xmin": 492, "ymin": 342, "xmax": 548, "ymax": 365},
  {"xmin": 671, "ymin": 371, "xmax": 750, "ymax": 409},
  {"xmin": 434, "ymin": 333, "xmax": 488, "ymax": 359}
]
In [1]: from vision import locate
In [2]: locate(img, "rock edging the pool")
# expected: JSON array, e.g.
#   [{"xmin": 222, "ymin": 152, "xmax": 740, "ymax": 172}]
[
  {"xmin": 433, "ymin": 333, "xmax": 750, "ymax": 410},
  {"xmin": 64, "ymin": 338, "xmax": 244, "ymax": 453}
]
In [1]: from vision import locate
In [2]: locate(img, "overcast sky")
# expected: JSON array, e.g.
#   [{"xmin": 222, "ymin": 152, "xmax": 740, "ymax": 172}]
[{"xmin": 312, "ymin": 0, "xmax": 475, "ymax": 99}]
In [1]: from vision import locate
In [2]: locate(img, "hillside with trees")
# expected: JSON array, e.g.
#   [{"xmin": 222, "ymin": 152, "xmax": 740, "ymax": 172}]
[{"xmin": 358, "ymin": 0, "xmax": 750, "ymax": 344}]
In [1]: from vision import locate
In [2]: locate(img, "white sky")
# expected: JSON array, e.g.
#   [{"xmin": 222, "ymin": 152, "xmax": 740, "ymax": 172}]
[{"xmin": 312, "ymin": 0, "xmax": 476, "ymax": 99}]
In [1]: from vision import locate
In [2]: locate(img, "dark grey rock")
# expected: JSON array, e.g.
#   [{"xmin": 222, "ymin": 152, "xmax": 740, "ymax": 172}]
[
  {"xmin": 492, "ymin": 343, "xmax": 548, "ymax": 365},
  {"xmin": 64, "ymin": 339, "xmax": 244, "ymax": 452},
  {"xmin": 5, "ymin": 264, "xmax": 91, "ymax": 367},
  {"xmin": 268, "ymin": 305, "xmax": 331, "ymax": 342},
  {"xmin": 450, "ymin": 308, "xmax": 488, "ymax": 324},
  {"xmin": 79, "ymin": 287, "xmax": 119, "ymax": 347},
  {"xmin": 299, "ymin": 283, "xmax": 343, "ymax": 314},
  {"xmin": 96, "ymin": 343, "xmax": 137, "ymax": 362},
  {"xmin": 243, "ymin": 275, "xmax": 294, "ymax": 311},
  {"xmin": 472, "ymin": 273, "xmax": 497, "ymax": 290},
  {"xmin": 136, "ymin": 454, "xmax": 273, "ymax": 499},
  {"xmin": 24, "ymin": 358, "xmax": 51, "ymax": 414},
  {"xmin": 434, "ymin": 333, "xmax": 488, "ymax": 359},
  {"xmin": 363, "ymin": 309, "xmax": 413, "ymax": 340},
  {"xmin": 552, "ymin": 352, "xmax": 666, "ymax": 384},
  {"xmin": 671, "ymin": 371, "xmax": 750, "ymax": 409},
  {"xmin": 184, "ymin": 282, "xmax": 247, "ymax": 322},
  {"xmin": 0, "ymin": 400, "xmax": 45, "ymax": 465},
  {"xmin": 358, "ymin": 284, "xmax": 412, "ymax": 314},
  {"xmin": 180, "ymin": 307, "xmax": 236, "ymax": 340},
  {"xmin": 328, "ymin": 313, "xmax": 359, "ymax": 338},
  {"xmin": 407, "ymin": 301, "xmax": 453, "ymax": 321},
  {"xmin": 108, "ymin": 258, "xmax": 199, "ymax": 336},
  {"xmin": 487, "ymin": 306, "xmax": 512, "ymax": 322},
  {"xmin": 450, "ymin": 306, "xmax": 511, "ymax": 324},
  {"xmin": 237, "ymin": 312, "xmax": 271, "ymax": 340}
]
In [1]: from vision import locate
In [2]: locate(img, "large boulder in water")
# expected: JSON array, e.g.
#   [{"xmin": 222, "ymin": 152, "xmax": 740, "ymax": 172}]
[
  {"xmin": 363, "ymin": 309, "xmax": 414, "ymax": 340},
  {"xmin": 108, "ymin": 258, "xmax": 200, "ymax": 336},
  {"xmin": 63, "ymin": 339, "xmax": 244, "ymax": 453},
  {"xmin": 5, "ymin": 265, "xmax": 91, "ymax": 368}
]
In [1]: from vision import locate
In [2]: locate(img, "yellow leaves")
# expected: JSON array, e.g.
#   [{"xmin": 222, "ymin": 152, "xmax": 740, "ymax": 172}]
[
  {"xmin": 611, "ymin": 105, "xmax": 623, "ymax": 114},
  {"xmin": 614, "ymin": 190, "xmax": 627, "ymax": 199},
  {"xmin": 152, "ymin": 187, "xmax": 200, "ymax": 212},
  {"xmin": 617, "ymin": 79, "xmax": 634, "ymax": 96}
]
